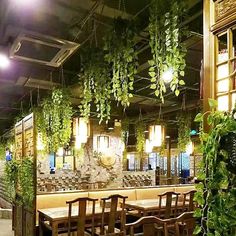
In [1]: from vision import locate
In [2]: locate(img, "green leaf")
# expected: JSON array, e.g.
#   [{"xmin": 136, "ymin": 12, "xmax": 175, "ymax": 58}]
[
  {"xmin": 149, "ymin": 71, "xmax": 156, "ymax": 77},
  {"xmin": 193, "ymin": 225, "xmax": 202, "ymax": 235},
  {"xmin": 208, "ymin": 98, "xmax": 218, "ymax": 109},
  {"xmin": 194, "ymin": 208, "xmax": 202, "ymax": 218},
  {"xmin": 179, "ymin": 80, "xmax": 185, "ymax": 85},
  {"xmin": 175, "ymin": 89, "xmax": 180, "ymax": 96},
  {"xmin": 180, "ymin": 71, "xmax": 185, "ymax": 77},
  {"xmin": 155, "ymin": 90, "xmax": 160, "ymax": 97},
  {"xmin": 148, "ymin": 60, "xmax": 155, "ymax": 66},
  {"xmin": 150, "ymin": 84, "xmax": 157, "ymax": 89},
  {"xmin": 194, "ymin": 113, "xmax": 203, "ymax": 122}
]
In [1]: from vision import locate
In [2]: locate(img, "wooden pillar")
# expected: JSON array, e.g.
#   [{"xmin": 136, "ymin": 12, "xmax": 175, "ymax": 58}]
[
  {"xmin": 166, "ymin": 138, "xmax": 171, "ymax": 185},
  {"xmin": 203, "ymin": 0, "xmax": 215, "ymax": 131}
]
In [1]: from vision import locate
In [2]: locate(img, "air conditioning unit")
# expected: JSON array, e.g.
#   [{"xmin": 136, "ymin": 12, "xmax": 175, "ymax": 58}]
[{"xmin": 9, "ymin": 31, "xmax": 79, "ymax": 67}]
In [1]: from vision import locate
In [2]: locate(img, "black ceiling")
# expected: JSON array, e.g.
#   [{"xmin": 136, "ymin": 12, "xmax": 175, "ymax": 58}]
[{"xmin": 0, "ymin": 0, "xmax": 203, "ymax": 136}]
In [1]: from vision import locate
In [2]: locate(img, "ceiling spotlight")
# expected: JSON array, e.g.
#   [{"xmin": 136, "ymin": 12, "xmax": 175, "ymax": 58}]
[
  {"xmin": 0, "ymin": 54, "xmax": 10, "ymax": 69},
  {"xmin": 162, "ymin": 68, "xmax": 173, "ymax": 83}
]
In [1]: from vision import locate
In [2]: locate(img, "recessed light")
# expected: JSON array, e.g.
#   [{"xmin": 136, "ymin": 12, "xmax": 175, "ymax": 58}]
[{"xmin": 0, "ymin": 54, "xmax": 10, "ymax": 69}]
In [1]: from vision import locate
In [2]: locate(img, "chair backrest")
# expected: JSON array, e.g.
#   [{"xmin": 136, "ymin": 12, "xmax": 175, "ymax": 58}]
[
  {"xmin": 175, "ymin": 211, "xmax": 195, "ymax": 236},
  {"xmin": 66, "ymin": 197, "xmax": 98, "ymax": 236},
  {"xmin": 125, "ymin": 216, "xmax": 176, "ymax": 236},
  {"xmin": 182, "ymin": 190, "xmax": 197, "ymax": 211},
  {"xmin": 100, "ymin": 194, "xmax": 128, "ymax": 235},
  {"xmin": 158, "ymin": 191, "xmax": 180, "ymax": 218}
]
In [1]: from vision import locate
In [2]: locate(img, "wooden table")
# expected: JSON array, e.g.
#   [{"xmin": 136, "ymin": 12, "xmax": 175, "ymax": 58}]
[
  {"xmin": 124, "ymin": 198, "xmax": 185, "ymax": 216},
  {"xmin": 38, "ymin": 206, "xmax": 120, "ymax": 236}
]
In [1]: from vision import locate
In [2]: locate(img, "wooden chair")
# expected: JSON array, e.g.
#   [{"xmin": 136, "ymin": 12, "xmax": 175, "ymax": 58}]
[
  {"xmin": 157, "ymin": 191, "xmax": 180, "ymax": 218},
  {"xmin": 125, "ymin": 216, "xmax": 177, "ymax": 236},
  {"xmin": 66, "ymin": 197, "xmax": 98, "ymax": 236},
  {"xmin": 98, "ymin": 194, "xmax": 128, "ymax": 235},
  {"xmin": 175, "ymin": 211, "xmax": 195, "ymax": 236},
  {"xmin": 182, "ymin": 190, "xmax": 197, "ymax": 212}
]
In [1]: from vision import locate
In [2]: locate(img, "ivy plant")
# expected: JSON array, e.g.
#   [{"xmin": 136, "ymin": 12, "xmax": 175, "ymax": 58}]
[
  {"xmin": 177, "ymin": 113, "xmax": 191, "ymax": 152},
  {"xmin": 79, "ymin": 48, "xmax": 111, "ymax": 123},
  {"xmin": 103, "ymin": 17, "xmax": 138, "ymax": 108},
  {"xmin": 19, "ymin": 157, "xmax": 34, "ymax": 208},
  {"xmin": 148, "ymin": 0, "xmax": 187, "ymax": 103},
  {"xmin": 4, "ymin": 159, "xmax": 19, "ymax": 201},
  {"xmin": 135, "ymin": 121, "xmax": 145, "ymax": 154},
  {"xmin": 121, "ymin": 118, "xmax": 129, "ymax": 146},
  {"xmin": 37, "ymin": 88, "xmax": 73, "ymax": 152},
  {"xmin": 194, "ymin": 99, "xmax": 236, "ymax": 236}
]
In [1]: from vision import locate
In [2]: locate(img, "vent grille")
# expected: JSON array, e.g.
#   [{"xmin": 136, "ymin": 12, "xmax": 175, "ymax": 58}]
[{"xmin": 10, "ymin": 31, "xmax": 79, "ymax": 67}]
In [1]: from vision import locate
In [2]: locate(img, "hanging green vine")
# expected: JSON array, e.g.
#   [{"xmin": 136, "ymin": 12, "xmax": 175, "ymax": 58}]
[
  {"xmin": 37, "ymin": 88, "xmax": 73, "ymax": 152},
  {"xmin": 103, "ymin": 17, "xmax": 138, "ymax": 108},
  {"xmin": 79, "ymin": 48, "xmax": 112, "ymax": 123},
  {"xmin": 177, "ymin": 113, "xmax": 191, "ymax": 152},
  {"xmin": 121, "ymin": 118, "xmax": 129, "ymax": 146},
  {"xmin": 194, "ymin": 99, "xmax": 236, "ymax": 236},
  {"xmin": 19, "ymin": 157, "xmax": 34, "ymax": 207},
  {"xmin": 135, "ymin": 121, "xmax": 145, "ymax": 153},
  {"xmin": 4, "ymin": 159, "xmax": 19, "ymax": 201},
  {"xmin": 148, "ymin": 0, "xmax": 187, "ymax": 103}
]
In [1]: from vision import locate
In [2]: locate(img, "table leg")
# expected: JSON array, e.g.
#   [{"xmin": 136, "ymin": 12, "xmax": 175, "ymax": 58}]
[
  {"xmin": 38, "ymin": 213, "xmax": 43, "ymax": 236},
  {"xmin": 51, "ymin": 222, "xmax": 58, "ymax": 236}
]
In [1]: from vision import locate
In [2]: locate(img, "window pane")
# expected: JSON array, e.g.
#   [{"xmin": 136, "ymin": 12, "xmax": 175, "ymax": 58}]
[
  {"xmin": 217, "ymin": 79, "xmax": 229, "ymax": 93},
  {"xmin": 218, "ymin": 95, "xmax": 229, "ymax": 111},
  {"xmin": 217, "ymin": 63, "xmax": 229, "ymax": 79},
  {"xmin": 232, "ymin": 93, "xmax": 236, "ymax": 110},
  {"xmin": 230, "ymin": 59, "xmax": 236, "ymax": 89},
  {"xmin": 232, "ymin": 28, "xmax": 236, "ymax": 58},
  {"xmin": 218, "ymin": 33, "xmax": 228, "ymax": 63}
]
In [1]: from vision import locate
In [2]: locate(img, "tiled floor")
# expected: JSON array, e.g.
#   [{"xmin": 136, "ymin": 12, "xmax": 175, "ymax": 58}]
[{"xmin": 0, "ymin": 219, "xmax": 14, "ymax": 236}]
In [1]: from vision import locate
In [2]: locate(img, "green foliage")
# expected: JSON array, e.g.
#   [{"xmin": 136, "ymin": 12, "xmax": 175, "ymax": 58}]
[
  {"xmin": 194, "ymin": 99, "xmax": 236, "ymax": 236},
  {"xmin": 148, "ymin": 0, "xmax": 187, "ymax": 103},
  {"xmin": 177, "ymin": 113, "xmax": 191, "ymax": 152},
  {"xmin": 4, "ymin": 159, "xmax": 20, "ymax": 201},
  {"xmin": 135, "ymin": 121, "xmax": 145, "ymax": 153},
  {"xmin": 103, "ymin": 17, "xmax": 138, "ymax": 108},
  {"xmin": 19, "ymin": 157, "xmax": 34, "ymax": 207},
  {"xmin": 0, "ymin": 142, "xmax": 5, "ymax": 160},
  {"xmin": 79, "ymin": 48, "xmax": 111, "ymax": 123},
  {"xmin": 121, "ymin": 118, "xmax": 129, "ymax": 146},
  {"xmin": 37, "ymin": 88, "xmax": 73, "ymax": 152}
]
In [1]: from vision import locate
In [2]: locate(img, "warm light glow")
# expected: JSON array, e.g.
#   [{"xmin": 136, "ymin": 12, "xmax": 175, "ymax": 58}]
[
  {"xmin": 217, "ymin": 95, "xmax": 229, "ymax": 111},
  {"xmin": 97, "ymin": 136, "xmax": 109, "ymax": 152},
  {"xmin": 149, "ymin": 125, "xmax": 165, "ymax": 147},
  {"xmin": 57, "ymin": 147, "xmax": 64, "ymax": 157},
  {"xmin": 161, "ymin": 68, "xmax": 173, "ymax": 83},
  {"xmin": 217, "ymin": 63, "xmax": 228, "ymax": 79},
  {"xmin": 186, "ymin": 141, "xmax": 194, "ymax": 155},
  {"xmin": 37, "ymin": 133, "xmax": 44, "ymax": 151},
  {"xmin": 79, "ymin": 117, "xmax": 89, "ymax": 143},
  {"xmin": 217, "ymin": 79, "xmax": 229, "ymax": 93},
  {"xmin": 0, "ymin": 54, "xmax": 10, "ymax": 69},
  {"xmin": 145, "ymin": 139, "xmax": 153, "ymax": 153}
]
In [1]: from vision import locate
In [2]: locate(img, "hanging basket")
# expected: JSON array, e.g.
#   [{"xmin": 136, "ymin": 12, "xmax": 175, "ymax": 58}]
[{"xmin": 220, "ymin": 132, "xmax": 236, "ymax": 174}]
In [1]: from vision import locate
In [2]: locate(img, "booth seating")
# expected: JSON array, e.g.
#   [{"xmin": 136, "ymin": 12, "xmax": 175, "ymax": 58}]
[{"xmin": 36, "ymin": 185, "xmax": 195, "ymax": 224}]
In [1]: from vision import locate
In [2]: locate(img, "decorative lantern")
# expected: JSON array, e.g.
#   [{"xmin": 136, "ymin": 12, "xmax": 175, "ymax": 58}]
[
  {"xmin": 145, "ymin": 139, "xmax": 153, "ymax": 153},
  {"xmin": 73, "ymin": 117, "xmax": 89, "ymax": 149},
  {"xmin": 186, "ymin": 141, "xmax": 194, "ymax": 155},
  {"xmin": 149, "ymin": 125, "xmax": 165, "ymax": 147},
  {"xmin": 97, "ymin": 135, "xmax": 109, "ymax": 152}
]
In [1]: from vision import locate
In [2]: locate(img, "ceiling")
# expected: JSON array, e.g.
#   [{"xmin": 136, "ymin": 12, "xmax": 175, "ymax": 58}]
[{"xmin": 0, "ymin": 0, "xmax": 203, "ymax": 137}]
